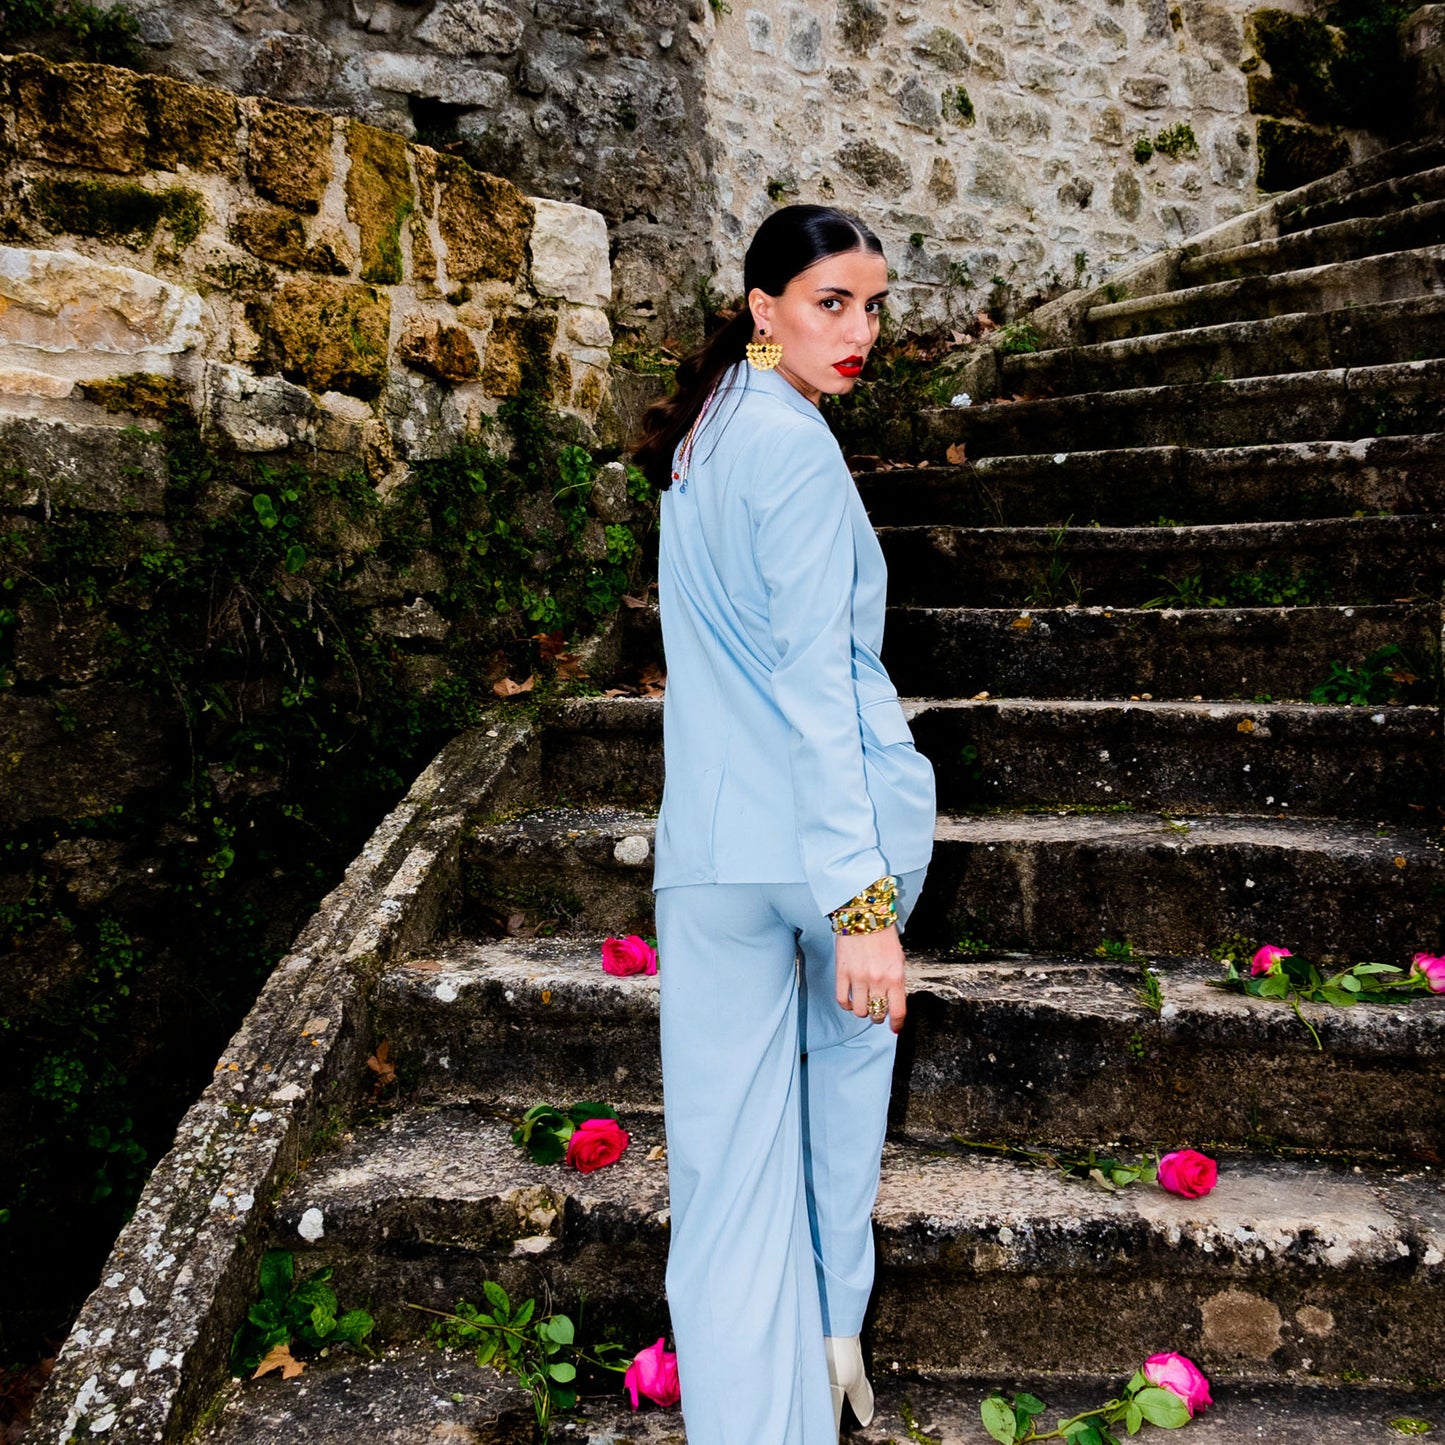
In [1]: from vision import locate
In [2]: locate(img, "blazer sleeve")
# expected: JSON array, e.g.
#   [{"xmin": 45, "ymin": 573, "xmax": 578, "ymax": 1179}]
[{"xmin": 747, "ymin": 416, "xmax": 890, "ymax": 917}]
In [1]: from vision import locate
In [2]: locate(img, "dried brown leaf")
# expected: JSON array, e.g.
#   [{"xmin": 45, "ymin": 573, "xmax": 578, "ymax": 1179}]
[
  {"xmin": 253, "ymin": 1343, "xmax": 306, "ymax": 1381},
  {"xmin": 493, "ymin": 675, "xmax": 536, "ymax": 697},
  {"xmin": 945, "ymin": 443, "xmax": 967, "ymax": 466}
]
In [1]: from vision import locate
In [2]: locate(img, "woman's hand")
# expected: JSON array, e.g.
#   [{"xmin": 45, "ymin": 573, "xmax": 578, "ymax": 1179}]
[{"xmin": 835, "ymin": 926, "xmax": 907, "ymax": 1033}]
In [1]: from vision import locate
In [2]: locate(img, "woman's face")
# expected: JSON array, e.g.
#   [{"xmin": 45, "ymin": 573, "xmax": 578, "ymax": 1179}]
[{"xmin": 748, "ymin": 247, "xmax": 889, "ymax": 405}]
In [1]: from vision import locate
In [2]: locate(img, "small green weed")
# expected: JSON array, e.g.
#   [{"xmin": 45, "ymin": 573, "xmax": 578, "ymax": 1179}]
[
  {"xmin": 1135, "ymin": 964, "xmax": 1163, "ymax": 1013},
  {"xmin": 1141, "ymin": 572, "xmax": 1224, "ymax": 609},
  {"xmin": 997, "ymin": 320, "xmax": 1042, "ymax": 355},
  {"xmin": 229, "ymin": 1249, "xmax": 374, "ymax": 1376},
  {"xmin": 1095, "ymin": 938, "xmax": 1138, "ymax": 961},
  {"xmin": 1309, "ymin": 644, "xmax": 1421, "ymax": 705}
]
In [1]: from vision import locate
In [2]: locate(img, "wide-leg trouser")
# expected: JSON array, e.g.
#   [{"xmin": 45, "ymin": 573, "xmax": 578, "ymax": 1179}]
[{"xmin": 656, "ymin": 868, "xmax": 926, "ymax": 1445}]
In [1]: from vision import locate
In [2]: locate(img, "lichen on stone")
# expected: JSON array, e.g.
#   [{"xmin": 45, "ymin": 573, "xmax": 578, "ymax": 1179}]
[
  {"xmin": 137, "ymin": 74, "xmax": 241, "ymax": 176},
  {"xmin": 78, "ymin": 373, "xmax": 191, "ymax": 419},
  {"xmin": 264, "ymin": 276, "xmax": 391, "ymax": 400},
  {"xmin": 345, "ymin": 122, "xmax": 414, "ymax": 287},
  {"xmin": 231, "ymin": 206, "xmax": 347, "ymax": 275},
  {"xmin": 435, "ymin": 154, "xmax": 533, "ymax": 285},
  {"xmin": 245, "ymin": 98, "xmax": 334, "ymax": 215}
]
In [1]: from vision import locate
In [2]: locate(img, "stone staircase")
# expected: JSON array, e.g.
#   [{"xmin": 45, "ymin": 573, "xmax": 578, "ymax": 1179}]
[{"xmin": 33, "ymin": 140, "xmax": 1445, "ymax": 1443}]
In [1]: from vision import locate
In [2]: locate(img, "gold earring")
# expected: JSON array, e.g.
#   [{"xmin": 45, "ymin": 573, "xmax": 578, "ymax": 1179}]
[{"xmin": 746, "ymin": 334, "xmax": 782, "ymax": 371}]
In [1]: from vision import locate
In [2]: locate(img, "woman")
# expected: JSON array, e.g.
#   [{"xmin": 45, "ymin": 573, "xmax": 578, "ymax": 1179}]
[{"xmin": 633, "ymin": 206, "xmax": 937, "ymax": 1444}]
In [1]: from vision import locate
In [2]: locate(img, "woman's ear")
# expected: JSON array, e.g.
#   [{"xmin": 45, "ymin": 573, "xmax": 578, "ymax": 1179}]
[{"xmin": 747, "ymin": 287, "xmax": 774, "ymax": 336}]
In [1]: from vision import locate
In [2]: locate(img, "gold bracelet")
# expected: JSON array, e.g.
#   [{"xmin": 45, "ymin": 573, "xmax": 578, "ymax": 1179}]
[{"xmin": 829, "ymin": 874, "xmax": 899, "ymax": 936}]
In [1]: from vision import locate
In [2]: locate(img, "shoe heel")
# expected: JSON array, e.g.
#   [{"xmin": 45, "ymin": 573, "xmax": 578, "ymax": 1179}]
[{"xmin": 824, "ymin": 1335, "xmax": 876, "ymax": 1433}]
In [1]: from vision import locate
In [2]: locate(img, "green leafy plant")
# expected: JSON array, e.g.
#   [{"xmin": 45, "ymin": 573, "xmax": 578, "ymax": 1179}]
[
  {"xmin": 1153, "ymin": 122, "xmax": 1199, "ymax": 158},
  {"xmin": 0, "ymin": 0, "xmax": 142, "ymax": 63},
  {"xmin": 229, "ymin": 1249, "xmax": 374, "ymax": 1376},
  {"xmin": 413, "ymin": 1283, "xmax": 627, "ymax": 1431},
  {"xmin": 982, "ymin": 1365, "xmax": 1197, "ymax": 1443},
  {"xmin": 1135, "ymin": 964, "xmax": 1163, "ymax": 1013},
  {"xmin": 1132, "ymin": 134, "xmax": 1155, "ymax": 164},
  {"xmin": 997, "ymin": 320, "xmax": 1042, "ymax": 355},
  {"xmin": 1309, "ymin": 644, "xmax": 1421, "ymax": 705},
  {"xmin": 1094, "ymin": 938, "xmax": 1138, "ymax": 961},
  {"xmin": 1141, "ymin": 572, "xmax": 1224, "ymax": 609}
]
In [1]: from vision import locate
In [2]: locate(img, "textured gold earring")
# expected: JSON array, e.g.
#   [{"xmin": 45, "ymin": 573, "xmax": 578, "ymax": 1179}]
[{"xmin": 746, "ymin": 334, "xmax": 782, "ymax": 371}]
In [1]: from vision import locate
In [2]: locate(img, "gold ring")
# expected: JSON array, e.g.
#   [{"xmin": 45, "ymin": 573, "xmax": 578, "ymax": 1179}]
[{"xmin": 866, "ymin": 994, "xmax": 888, "ymax": 1021}]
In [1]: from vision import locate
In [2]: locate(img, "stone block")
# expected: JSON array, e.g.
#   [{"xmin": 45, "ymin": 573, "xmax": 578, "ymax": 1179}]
[
  {"xmin": 783, "ymin": 4, "xmax": 823, "ymax": 72},
  {"xmin": 13, "ymin": 596, "xmax": 113, "ymax": 683},
  {"xmin": 245, "ymin": 99, "xmax": 335, "ymax": 214},
  {"xmin": 746, "ymin": 9, "xmax": 775, "ymax": 53},
  {"xmin": 12, "ymin": 56, "xmax": 146, "ymax": 174},
  {"xmin": 242, "ymin": 32, "xmax": 337, "ymax": 102},
  {"xmin": 835, "ymin": 0, "xmax": 886, "ymax": 55},
  {"xmin": 202, "ymin": 362, "xmax": 319, "ymax": 452},
  {"xmin": 1256, "ymin": 117, "xmax": 1350, "ymax": 193},
  {"xmin": 264, "ymin": 276, "xmax": 391, "ymax": 400},
  {"xmin": 397, "ymin": 316, "xmax": 481, "ymax": 381},
  {"xmin": 913, "ymin": 23, "xmax": 971, "ymax": 72},
  {"xmin": 363, "ymin": 52, "xmax": 509, "ymax": 107},
  {"xmin": 345, "ymin": 122, "xmax": 414, "ymax": 285},
  {"xmin": 895, "ymin": 73, "xmax": 941, "ymax": 130},
  {"xmin": 927, "ymin": 157, "xmax": 958, "ymax": 203},
  {"xmin": 30, "ymin": 177, "xmax": 207, "ymax": 253},
  {"xmin": 1121, "ymin": 73, "xmax": 1172, "ymax": 108},
  {"xmin": 834, "ymin": 138, "xmax": 913, "ymax": 198},
  {"xmin": 480, "ymin": 309, "xmax": 558, "ymax": 397},
  {"xmin": 414, "ymin": 0, "xmax": 525, "ymax": 54},
  {"xmin": 369, "ymin": 598, "xmax": 450, "ymax": 643},
  {"xmin": 0, "ymin": 367, "xmax": 73, "ymax": 398},
  {"xmin": 435, "ymin": 156, "xmax": 534, "ymax": 284},
  {"xmin": 527, "ymin": 198, "xmax": 611, "ymax": 306},
  {"xmin": 230, "ymin": 207, "xmax": 349, "ymax": 274},
  {"xmin": 136, "ymin": 73, "xmax": 241, "ymax": 175},
  {"xmin": 0, "ymin": 248, "xmax": 204, "ymax": 355},
  {"xmin": 0, "ymin": 416, "xmax": 168, "ymax": 513},
  {"xmin": 969, "ymin": 141, "xmax": 1029, "ymax": 207}
]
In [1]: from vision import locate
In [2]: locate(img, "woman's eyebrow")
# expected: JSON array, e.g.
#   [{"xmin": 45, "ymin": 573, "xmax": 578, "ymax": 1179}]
[{"xmin": 816, "ymin": 285, "xmax": 891, "ymax": 300}]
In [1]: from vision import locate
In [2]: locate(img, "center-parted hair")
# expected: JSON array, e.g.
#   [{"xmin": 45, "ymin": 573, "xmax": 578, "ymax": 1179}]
[{"xmin": 631, "ymin": 206, "xmax": 885, "ymax": 492}]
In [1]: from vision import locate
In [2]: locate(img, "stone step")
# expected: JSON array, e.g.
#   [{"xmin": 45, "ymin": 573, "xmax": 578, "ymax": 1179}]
[
  {"xmin": 269, "ymin": 1107, "xmax": 1445, "ymax": 1384},
  {"xmin": 198, "ymin": 1349, "xmax": 1445, "ymax": 1445},
  {"xmin": 1277, "ymin": 160, "xmax": 1445, "ymax": 236},
  {"xmin": 882, "ymin": 602, "xmax": 1436, "ymax": 702},
  {"xmin": 1085, "ymin": 245, "xmax": 1445, "ymax": 342},
  {"xmin": 458, "ymin": 801, "xmax": 1444, "ymax": 960},
  {"xmin": 909, "ymin": 811, "xmax": 1445, "ymax": 962},
  {"xmin": 907, "ymin": 698, "xmax": 1440, "ymax": 819},
  {"xmin": 853, "ymin": 435, "xmax": 1445, "ymax": 528},
  {"xmin": 999, "ymin": 295, "xmax": 1445, "ymax": 397},
  {"xmin": 374, "ymin": 938, "xmax": 1445, "ymax": 1155},
  {"xmin": 878, "ymin": 515, "xmax": 1445, "ymax": 609},
  {"xmin": 1178, "ymin": 197, "xmax": 1445, "ymax": 288},
  {"xmin": 918, "ymin": 359, "xmax": 1445, "ymax": 461}
]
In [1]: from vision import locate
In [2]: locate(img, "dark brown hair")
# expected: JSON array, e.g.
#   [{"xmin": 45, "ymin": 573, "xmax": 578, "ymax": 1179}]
[{"xmin": 631, "ymin": 205, "xmax": 884, "ymax": 491}]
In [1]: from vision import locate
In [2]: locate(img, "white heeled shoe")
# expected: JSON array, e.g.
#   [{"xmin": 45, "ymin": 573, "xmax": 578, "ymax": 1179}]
[{"xmin": 824, "ymin": 1334, "xmax": 876, "ymax": 1436}]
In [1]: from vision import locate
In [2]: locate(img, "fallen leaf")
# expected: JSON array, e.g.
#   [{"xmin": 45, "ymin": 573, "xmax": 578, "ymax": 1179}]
[
  {"xmin": 555, "ymin": 653, "xmax": 588, "ymax": 680},
  {"xmin": 1237, "ymin": 719, "xmax": 1255, "ymax": 734},
  {"xmin": 1009, "ymin": 615, "xmax": 1033, "ymax": 631},
  {"xmin": 1394, "ymin": 856, "xmax": 1407, "ymax": 869},
  {"xmin": 534, "ymin": 630, "xmax": 568, "ymax": 661},
  {"xmin": 646, "ymin": 1144, "xmax": 666, "ymax": 1162},
  {"xmin": 945, "ymin": 442, "xmax": 968, "ymax": 465},
  {"xmin": 493, "ymin": 675, "xmax": 536, "ymax": 697},
  {"xmin": 976, "ymin": 310, "xmax": 998, "ymax": 332},
  {"xmin": 253, "ymin": 1343, "xmax": 306, "ymax": 1381},
  {"xmin": 367, "ymin": 1041, "xmax": 396, "ymax": 1088},
  {"xmin": 603, "ymin": 687, "xmax": 631, "ymax": 697},
  {"xmin": 621, "ymin": 594, "xmax": 649, "ymax": 609},
  {"xmin": 971, "ymin": 691, "xmax": 991, "ymax": 701},
  {"xmin": 639, "ymin": 664, "xmax": 667, "ymax": 698},
  {"xmin": 404, "ymin": 960, "xmax": 443, "ymax": 972}
]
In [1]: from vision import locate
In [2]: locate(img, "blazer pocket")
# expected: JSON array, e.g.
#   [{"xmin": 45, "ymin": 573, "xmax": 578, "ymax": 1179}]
[{"xmin": 859, "ymin": 695, "xmax": 914, "ymax": 747}]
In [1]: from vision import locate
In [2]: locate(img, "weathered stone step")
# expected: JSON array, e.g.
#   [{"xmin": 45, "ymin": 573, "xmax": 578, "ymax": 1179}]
[
  {"xmin": 374, "ymin": 938, "xmax": 1445, "ymax": 1154},
  {"xmin": 1086, "ymin": 245, "xmax": 1445, "ymax": 342},
  {"xmin": 919, "ymin": 359, "xmax": 1445, "ymax": 460},
  {"xmin": 908, "ymin": 698, "xmax": 1439, "ymax": 819},
  {"xmin": 203, "ymin": 1347, "xmax": 1445, "ymax": 1445},
  {"xmin": 878, "ymin": 516, "xmax": 1444, "ymax": 609},
  {"xmin": 1278, "ymin": 160, "xmax": 1445, "ymax": 236},
  {"xmin": 882, "ymin": 602, "xmax": 1436, "ymax": 702},
  {"xmin": 270, "ymin": 1108, "xmax": 1445, "ymax": 1384},
  {"xmin": 854, "ymin": 435, "xmax": 1445, "ymax": 528},
  {"xmin": 910, "ymin": 811, "xmax": 1444, "ymax": 962},
  {"xmin": 1179, "ymin": 198, "xmax": 1445, "ymax": 287},
  {"xmin": 1000, "ymin": 295, "xmax": 1445, "ymax": 397}
]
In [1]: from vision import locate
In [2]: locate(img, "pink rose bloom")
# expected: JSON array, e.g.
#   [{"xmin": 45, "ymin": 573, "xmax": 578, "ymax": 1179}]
[
  {"xmin": 1143, "ymin": 1353, "xmax": 1213, "ymax": 1416},
  {"xmin": 1412, "ymin": 953, "xmax": 1445, "ymax": 993},
  {"xmin": 602, "ymin": 935, "xmax": 659, "ymax": 977},
  {"xmin": 565, "ymin": 1117, "xmax": 630, "ymax": 1173},
  {"xmin": 1251, "ymin": 944, "xmax": 1292, "ymax": 976},
  {"xmin": 624, "ymin": 1337, "xmax": 680, "ymax": 1409},
  {"xmin": 1156, "ymin": 1149, "xmax": 1219, "ymax": 1199}
]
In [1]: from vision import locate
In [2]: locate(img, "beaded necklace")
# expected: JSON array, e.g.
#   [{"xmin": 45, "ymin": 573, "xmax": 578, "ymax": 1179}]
[{"xmin": 672, "ymin": 380, "xmax": 721, "ymax": 493}]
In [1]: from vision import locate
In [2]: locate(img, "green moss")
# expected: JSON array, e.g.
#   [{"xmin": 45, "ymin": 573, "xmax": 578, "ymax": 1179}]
[
  {"xmin": 1153, "ymin": 122, "xmax": 1198, "ymax": 158},
  {"xmin": 1256, "ymin": 116, "xmax": 1351, "ymax": 192},
  {"xmin": 78, "ymin": 373, "xmax": 190, "ymax": 419},
  {"xmin": 31, "ymin": 177, "xmax": 205, "ymax": 251},
  {"xmin": 345, "ymin": 123, "xmax": 414, "ymax": 286},
  {"xmin": 942, "ymin": 84, "xmax": 975, "ymax": 126},
  {"xmin": 1133, "ymin": 134, "xmax": 1154, "ymax": 164}
]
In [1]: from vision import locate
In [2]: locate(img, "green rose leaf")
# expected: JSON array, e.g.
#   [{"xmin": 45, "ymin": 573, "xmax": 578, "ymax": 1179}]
[
  {"xmin": 981, "ymin": 1396, "xmax": 1019, "ymax": 1443},
  {"xmin": 527, "ymin": 1130, "xmax": 568, "ymax": 1166},
  {"xmin": 1125, "ymin": 1400, "xmax": 1144, "ymax": 1434},
  {"xmin": 1256, "ymin": 974, "xmax": 1290, "ymax": 998},
  {"xmin": 1125, "ymin": 1371, "xmax": 1147, "ymax": 1395},
  {"xmin": 1355, "ymin": 963, "xmax": 1402, "ymax": 975},
  {"xmin": 1318, "ymin": 986, "xmax": 1356, "ymax": 1007},
  {"xmin": 568, "ymin": 1101, "xmax": 620, "ymax": 1125},
  {"xmin": 1135, "ymin": 1387, "xmax": 1191, "ymax": 1428},
  {"xmin": 1014, "ymin": 1393, "xmax": 1047, "ymax": 1417}
]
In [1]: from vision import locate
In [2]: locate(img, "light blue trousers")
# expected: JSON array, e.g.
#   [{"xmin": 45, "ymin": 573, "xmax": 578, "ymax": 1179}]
[{"xmin": 655, "ymin": 868, "xmax": 926, "ymax": 1445}]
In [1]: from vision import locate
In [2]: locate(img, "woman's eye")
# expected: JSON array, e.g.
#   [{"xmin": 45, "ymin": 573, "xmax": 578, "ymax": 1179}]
[
  {"xmin": 820, "ymin": 298, "xmax": 842, "ymax": 311},
  {"xmin": 865, "ymin": 301, "xmax": 883, "ymax": 314}
]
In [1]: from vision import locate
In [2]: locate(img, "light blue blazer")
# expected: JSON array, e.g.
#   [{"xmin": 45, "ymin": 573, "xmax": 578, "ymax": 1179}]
[{"xmin": 652, "ymin": 361, "xmax": 937, "ymax": 917}]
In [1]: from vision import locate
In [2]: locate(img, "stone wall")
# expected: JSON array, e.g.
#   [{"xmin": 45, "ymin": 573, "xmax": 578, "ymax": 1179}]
[
  {"xmin": 703, "ymin": 0, "xmax": 1356, "ymax": 323},
  {"xmin": 90, "ymin": 0, "xmax": 715, "ymax": 336},
  {"xmin": 0, "ymin": 54, "xmax": 614, "ymax": 469}
]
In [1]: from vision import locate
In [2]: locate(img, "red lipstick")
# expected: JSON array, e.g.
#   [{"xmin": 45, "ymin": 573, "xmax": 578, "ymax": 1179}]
[{"xmin": 833, "ymin": 355, "xmax": 864, "ymax": 377}]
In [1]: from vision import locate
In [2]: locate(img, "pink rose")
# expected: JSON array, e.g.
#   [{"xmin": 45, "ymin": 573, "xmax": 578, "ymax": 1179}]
[
  {"xmin": 565, "ymin": 1117, "xmax": 630, "ymax": 1173},
  {"xmin": 1156, "ymin": 1150, "xmax": 1218, "ymax": 1199},
  {"xmin": 602, "ymin": 935, "xmax": 659, "ymax": 977},
  {"xmin": 1143, "ymin": 1353, "xmax": 1212, "ymax": 1416},
  {"xmin": 1412, "ymin": 953, "xmax": 1445, "ymax": 993},
  {"xmin": 624, "ymin": 1337, "xmax": 680, "ymax": 1409},
  {"xmin": 1251, "ymin": 944, "xmax": 1292, "ymax": 976}
]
